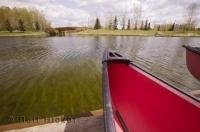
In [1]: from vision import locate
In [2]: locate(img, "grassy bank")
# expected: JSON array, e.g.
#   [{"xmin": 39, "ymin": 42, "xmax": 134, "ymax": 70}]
[
  {"xmin": 155, "ymin": 31, "xmax": 200, "ymax": 37},
  {"xmin": 74, "ymin": 29, "xmax": 156, "ymax": 36},
  {"xmin": 74, "ymin": 29, "xmax": 200, "ymax": 37},
  {"xmin": 0, "ymin": 31, "xmax": 47, "ymax": 37}
]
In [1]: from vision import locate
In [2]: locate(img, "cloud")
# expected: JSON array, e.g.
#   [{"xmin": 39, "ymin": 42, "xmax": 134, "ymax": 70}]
[{"xmin": 0, "ymin": 0, "xmax": 199, "ymax": 27}]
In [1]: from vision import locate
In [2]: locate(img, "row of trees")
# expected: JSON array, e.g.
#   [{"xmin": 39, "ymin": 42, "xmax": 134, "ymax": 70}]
[
  {"xmin": 0, "ymin": 6, "xmax": 51, "ymax": 32},
  {"xmin": 94, "ymin": 16, "xmax": 151, "ymax": 30},
  {"xmin": 155, "ymin": 3, "xmax": 199, "ymax": 32},
  {"xmin": 94, "ymin": 16, "xmax": 199, "ymax": 32},
  {"xmin": 93, "ymin": 3, "xmax": 199, "ymax": 31},
  {"xmin": 155, "ymin": 23, "xmax": 196, "ymax": 32}
]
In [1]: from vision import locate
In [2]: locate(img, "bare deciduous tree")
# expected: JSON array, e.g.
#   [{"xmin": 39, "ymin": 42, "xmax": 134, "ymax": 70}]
[
  {"xmin": 133, "ymin": 5, "xmax": 142, "ymax": 21},
  {"xmin": 133, "ymin": 3, "xmax": 142, "ymax": 29},
  {"xmin": 0, "ymin": 6, "xmax": 50, "ymax": 31},
  {"xmin": 186, "ymin": 3, "xmax": 199, "ymax": 30}
]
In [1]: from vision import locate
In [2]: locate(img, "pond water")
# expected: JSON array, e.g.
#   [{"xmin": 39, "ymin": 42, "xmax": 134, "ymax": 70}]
[{"xmin": 0, "ymin": 36, "xmax": 199, "ymax": 124}]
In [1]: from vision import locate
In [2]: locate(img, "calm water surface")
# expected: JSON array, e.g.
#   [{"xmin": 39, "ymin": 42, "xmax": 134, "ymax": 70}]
[{"xmin": 0, "ymin": 36, "xmax": 199, "ymax": 124}]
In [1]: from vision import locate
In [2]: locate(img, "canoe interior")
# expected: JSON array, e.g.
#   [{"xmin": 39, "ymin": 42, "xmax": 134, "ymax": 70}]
[{"xmin": 107, "ymin": 62, "xmax": 200, "ymax": 132}]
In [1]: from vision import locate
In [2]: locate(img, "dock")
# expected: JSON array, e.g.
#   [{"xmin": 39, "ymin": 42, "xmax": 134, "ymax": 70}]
[{"xmin": 1, "ymin": 109, "xmax": 104, "ymax": 132}]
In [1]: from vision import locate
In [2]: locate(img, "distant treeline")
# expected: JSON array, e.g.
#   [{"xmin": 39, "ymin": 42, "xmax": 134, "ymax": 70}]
[
  {"xmin": 93, "ymin": 3, "xmax": 199, "ymax": 32},
  {"xmin": 0, "ymin": 6, "xmax": 51, "ymax": 32},
  {"xmin": 94, "ymin": 17, "xmax": 152, "ymax": 31},
  {"xmin": 94, "ymin": 16, "xmax": 199, "ymax": 32}
]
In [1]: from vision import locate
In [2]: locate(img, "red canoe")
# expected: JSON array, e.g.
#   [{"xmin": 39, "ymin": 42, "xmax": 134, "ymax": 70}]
[
  {"xmin": 183, "ymin": 45, "xmax": 200, "ymax": 81},
  {"xmin": 102, "ymin": 50, "xmax": 200, "ymax": 132}
]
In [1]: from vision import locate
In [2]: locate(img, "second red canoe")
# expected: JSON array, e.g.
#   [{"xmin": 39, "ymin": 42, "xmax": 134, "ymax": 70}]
[{"xmin": 183, "ymin": 45, "xmax": 200, "ymax": 81}]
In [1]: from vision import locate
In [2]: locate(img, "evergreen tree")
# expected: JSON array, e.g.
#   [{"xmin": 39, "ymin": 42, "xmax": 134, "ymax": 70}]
[
  {"xmin": 172, "ymin": 22, "xmax": 175, "ymax": 31},
  {"xmin": 94, "ymin": 18, "xmax": 101, "ymax": 29},
  {"xmin": 5, "ymin": 19, "xmax": 12, "ymax": 32},
  {"xmin": 144, "ymin": 20, "xmax": 148, "ymax": 30},
  {"xmin": 18, "ymin": 19, "xmax": 25, "ymax": 32},
  {"xmin": 158, "ymin": 25, "xmax": 160, "ymax": 31},
  {"xmin": 127, "ymin": 19, "xmax": 131, "ymax": 30},
  {"xmin": 140, "ymin": 20, "xmax": 144, "ymax": 30},
  {"xmin": 35, "ymin": 21, "xmax": 40, "ymax": 31},
  {"xmin": 148, "ymin": 22, "xmax": 151, "ymax": 30},
  {"xmin": 169, "ymin": 22, "xmax": 175, "ymax": 31},
  {"xmin": 113, "ymin": 16, "xmax": 118, "ymax": 30},
  {"xmin": 134, "ymin": 20, "xmax": 137, "ymax": 30}
]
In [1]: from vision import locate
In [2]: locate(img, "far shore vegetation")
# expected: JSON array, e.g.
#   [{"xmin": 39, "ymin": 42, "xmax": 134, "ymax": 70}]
[
  {"xmin": 74, "ymin": 29, "xmax": 200, "ymax": 37},
  {"xmin": 75, "ymin": 3, "xmax": 200, "ymax": 37},
  {"xmin": 0, "ymin": 6, "xmax": 56, "ymax": 37}
]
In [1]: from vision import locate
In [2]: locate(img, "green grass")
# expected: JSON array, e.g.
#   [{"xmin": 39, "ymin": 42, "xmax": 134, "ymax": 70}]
[
  {"xmin": 0, "ymin": 31, "xmax": 47, "ymax": 37},
  {"xmin": 74, "ymin": 29, "xmax": 156, "ymax": 36},
  {"xmin": 74, "ymin": 29, "xmax": 200, "ymax": 37},
  {"xmin": 156, "ymin": 30, "xmax": 200, "ymax": 37}
]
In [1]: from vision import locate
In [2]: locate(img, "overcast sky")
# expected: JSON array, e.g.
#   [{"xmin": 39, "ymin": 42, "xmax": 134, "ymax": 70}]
[{"xmin": 0, "ymin": 0, "xmax": 199, "ymax": 27}]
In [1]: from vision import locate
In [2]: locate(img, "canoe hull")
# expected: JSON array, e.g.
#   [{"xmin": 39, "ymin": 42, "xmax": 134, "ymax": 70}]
[
  {"xmin": 103, "ymin": 50, "xmax": 200, "ymax": 132},
  {"xmin": 185, "ymin": 48, "xmax": 200, "ymax": 80}
]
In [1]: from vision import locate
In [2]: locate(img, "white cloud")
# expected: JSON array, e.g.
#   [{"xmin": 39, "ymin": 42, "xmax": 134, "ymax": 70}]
[{"xmin": 0, "ymin": 0, "xmax": 199, "ymax": 27}]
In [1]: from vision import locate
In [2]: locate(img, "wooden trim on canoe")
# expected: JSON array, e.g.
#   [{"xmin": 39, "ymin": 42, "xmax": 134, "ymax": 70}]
[{"xmin": 102, "ymin": 51, "xmax": 116, "ymax": 132}]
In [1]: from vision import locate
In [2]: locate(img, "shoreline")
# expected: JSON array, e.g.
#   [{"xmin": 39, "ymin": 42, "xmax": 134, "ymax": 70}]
[
  {"xmin": 1, "ymin": 30, "xmax": 200, "ymax": 37},
  {"xmin": 73, "ymin": 34, "xmax": 200, "ymax": 37},
  {"xmin": 0, "ymin": 31, "xmax": 48, "ymax": 37},
  {"xmin": 73, "ymin": 29, "xmax": 200, "ymax": 37}
]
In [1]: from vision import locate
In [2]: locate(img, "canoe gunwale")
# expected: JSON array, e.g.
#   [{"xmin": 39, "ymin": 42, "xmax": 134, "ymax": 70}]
[{"xmin": 102, "ymin": 50, "xmax": 116, "ymax": 132}]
